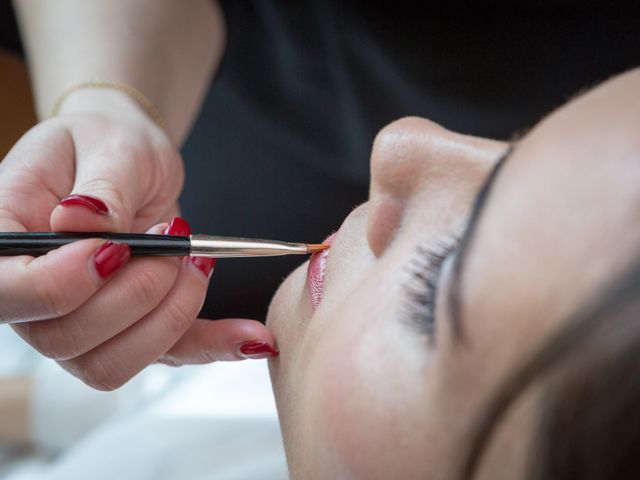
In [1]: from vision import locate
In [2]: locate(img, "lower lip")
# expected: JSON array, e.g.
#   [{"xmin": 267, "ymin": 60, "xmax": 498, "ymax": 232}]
[{"xmin": 306, "ymin": 233, "xmax": 336, "ymax": 308}]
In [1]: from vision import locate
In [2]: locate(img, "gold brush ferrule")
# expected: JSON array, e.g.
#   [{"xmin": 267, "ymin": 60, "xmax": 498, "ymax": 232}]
[{"xmin": 189, "ymin": 234, "xmax": 316, "ymax": 258}]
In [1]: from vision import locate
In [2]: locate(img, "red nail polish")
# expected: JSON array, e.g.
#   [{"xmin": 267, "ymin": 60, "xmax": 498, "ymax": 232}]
[
  {"xmin": 164, "ymin": 217, "xmax": 191, "ymax": 236},
  {"xmin": 93, "ymin": 241, "xmax": 130, "ymax": 279},
  {"xmin": 238, "ymin": 341, "xmax": 279, "ymax": 359},
  {"xmin": 190, "ymin": 257, "xmax": 216, "ymax": 278},
  {"xmin": 60, "ymin": 194, "xmax": 109, "ymax": 215}
]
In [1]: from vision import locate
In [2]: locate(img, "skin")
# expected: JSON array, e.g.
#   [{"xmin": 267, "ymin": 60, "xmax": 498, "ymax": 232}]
[{"xmin": 267, "ymin": 69, "xmax": 640, "ymax": 479}]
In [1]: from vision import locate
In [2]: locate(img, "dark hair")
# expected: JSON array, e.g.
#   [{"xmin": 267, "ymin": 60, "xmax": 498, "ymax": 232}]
[{"xmin": 461, "ymin": 259, "xmax": 640, "ymax": 479}]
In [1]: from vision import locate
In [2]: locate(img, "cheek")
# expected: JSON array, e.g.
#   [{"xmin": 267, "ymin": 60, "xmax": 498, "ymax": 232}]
[{"xmin": 296, "ymin": 288, "xmax": 434, "ymax": 478}]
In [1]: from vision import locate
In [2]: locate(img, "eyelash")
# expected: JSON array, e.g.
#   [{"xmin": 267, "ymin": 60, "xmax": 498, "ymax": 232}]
[{"xmin": 404, "ymin": 237, "xmax": 460, "ymax": 338}]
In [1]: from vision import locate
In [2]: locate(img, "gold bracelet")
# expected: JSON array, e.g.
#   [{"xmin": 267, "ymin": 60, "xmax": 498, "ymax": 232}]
[{"xmin": 49, "ymin": 80, "xmax": 166, "ymax": 129}]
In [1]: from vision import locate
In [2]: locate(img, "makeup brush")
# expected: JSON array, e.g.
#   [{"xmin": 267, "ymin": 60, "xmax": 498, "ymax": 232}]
[{"xmin": 0, "ymin": 232, "xmax": 328, "ymax": 258}]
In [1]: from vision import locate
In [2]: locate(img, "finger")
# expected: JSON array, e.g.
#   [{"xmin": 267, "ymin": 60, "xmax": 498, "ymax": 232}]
[
  {"xmin": 58, "ymin": 251, "xmax": 214, "ymax": 390},
  {"xmin": 4, "ymin": 238, "xmax": 130, "ymax": 326},
  {"xmin": 13, "ymin": 221, "xmax": 182, "ymax": 361},
  {"xmin": 158, "ymin": 318, "xmax": 278, "ymax": 365},
  {"xmin": 0, "ymin": 122, "xmax": 75, "ymax": 232},
  {"xmin": 49, "ymin": 127, "xmax": 183, "ymax": 233}
]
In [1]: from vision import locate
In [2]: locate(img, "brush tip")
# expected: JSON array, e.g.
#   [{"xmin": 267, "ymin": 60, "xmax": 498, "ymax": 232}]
[{"xmin": 307, "ymin": 243, "xmax": 329, "ymax": 254}]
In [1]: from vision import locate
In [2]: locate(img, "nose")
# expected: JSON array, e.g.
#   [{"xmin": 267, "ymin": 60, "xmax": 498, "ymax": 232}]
[{"xmin": 367, "ymin": 117, "xmax": 507, "ymax": 257}]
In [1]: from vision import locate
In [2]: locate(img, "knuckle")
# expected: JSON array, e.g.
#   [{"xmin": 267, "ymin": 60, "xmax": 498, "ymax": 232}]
[
  {"xmin": 125, "ymin": 268, "xmax": 172, "ymax": 313},
  {"xmin": 163, "ymin": 298, "xmax": 196, "ymax": 335},
  {"xmin": 20, "ymin": 320, "xmax": 78, "ymax": 360},
  {"xmin": 15, "ymin": 322, "xmax": 55, "ymax": 359},
  {"xmin": 78, "ymin": 354, "xmax": 126, "ymax": 392},
  {"xmin": 30, "ymin": 274, "xmax": 75, "ymax": 318},
  {"xmin": 52, "ymin": 317, "xmax": 85, "ymax": 360}
]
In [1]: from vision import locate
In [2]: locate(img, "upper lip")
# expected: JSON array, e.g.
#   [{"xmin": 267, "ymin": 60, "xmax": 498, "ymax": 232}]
[{"xmin": 304, "ymin": 203, "xmax": 369, "ymax": 309}]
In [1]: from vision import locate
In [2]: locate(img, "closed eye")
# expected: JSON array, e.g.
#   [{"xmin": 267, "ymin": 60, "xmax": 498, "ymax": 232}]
[{"xmin": 404, "ymin": 237, "xmax": 461, "ymax": 341}]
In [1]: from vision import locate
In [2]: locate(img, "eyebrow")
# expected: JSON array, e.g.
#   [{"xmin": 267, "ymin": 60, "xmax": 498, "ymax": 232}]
[{"xmin": 447, "ymin": 146, "xmax": 514, "ymax": 342}]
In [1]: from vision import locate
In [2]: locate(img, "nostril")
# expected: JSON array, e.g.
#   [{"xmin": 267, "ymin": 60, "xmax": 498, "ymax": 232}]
[{"xmin": 367, "ymin": 193, "xmax": 404, "ymax": 257}]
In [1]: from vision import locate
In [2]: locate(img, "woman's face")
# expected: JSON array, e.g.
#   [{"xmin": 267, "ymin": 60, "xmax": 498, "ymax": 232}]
[{"xmin": 267, "ymin": 70, "xmax": 640, "ymax": 479}]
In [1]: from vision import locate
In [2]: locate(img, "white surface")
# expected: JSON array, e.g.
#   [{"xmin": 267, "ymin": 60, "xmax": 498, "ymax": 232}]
[{"xmin": 0, "ymin": 325, "xmax": 288, "ymax": 480}]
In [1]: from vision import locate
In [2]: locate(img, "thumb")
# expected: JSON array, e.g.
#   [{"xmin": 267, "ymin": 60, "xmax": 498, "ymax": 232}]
[{"xmin": 49, "ymin": 156, "xmax": 151, "ymax": 233}]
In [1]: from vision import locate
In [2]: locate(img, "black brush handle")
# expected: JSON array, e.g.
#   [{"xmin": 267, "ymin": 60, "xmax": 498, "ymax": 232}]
[{"xmin": 0, "ymin": 233, "xmax": 191, "ymax": 257}]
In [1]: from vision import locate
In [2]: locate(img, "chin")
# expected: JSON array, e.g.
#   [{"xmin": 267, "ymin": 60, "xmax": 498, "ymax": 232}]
[{"xmin": 266, "ymin": 260, "xmax": 309, "ymax": 358}]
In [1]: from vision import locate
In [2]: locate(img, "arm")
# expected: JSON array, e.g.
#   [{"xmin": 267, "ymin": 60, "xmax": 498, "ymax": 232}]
[{"xmin": 14, "ymin": 0, "xmax": 224, "ymax": 145}]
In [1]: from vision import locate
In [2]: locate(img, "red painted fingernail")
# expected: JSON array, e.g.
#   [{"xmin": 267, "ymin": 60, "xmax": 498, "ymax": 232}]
[
  {"xmin": 190, "ymin": 257, "xmax": 216, "ymax": 279},
  {"xmin": 238, "ymin": 341, "xmax": 279, "ymax": 359},
  {"xmin": 60, "ymin": 194, "xmax": 109, "ymax": 215},
  {"xmin": 93, "ymin": 241, "xmax": 130, "ymax": 279},
  {"xmin": 163, "ymin": 217, "xmax": 191, "ymax": 236}
]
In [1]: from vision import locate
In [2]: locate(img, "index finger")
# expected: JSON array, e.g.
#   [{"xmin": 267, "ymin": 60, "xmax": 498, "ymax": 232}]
[{"xmin": 2, "ymin": 238, "xmax": 129, "ymax": 324}]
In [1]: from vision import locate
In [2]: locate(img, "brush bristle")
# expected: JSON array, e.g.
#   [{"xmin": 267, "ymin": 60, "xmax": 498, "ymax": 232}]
[{"xmin": 307, "ymin": 243, "xmax": 329, "ymax": 253}]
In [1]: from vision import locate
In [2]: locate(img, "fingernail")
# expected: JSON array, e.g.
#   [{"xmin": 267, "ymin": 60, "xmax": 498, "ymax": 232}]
[
  {"xmin": 238, "ymin": 341, "xmax": 279, "ymax": 360},
  {"xmin": 163, "ymin": 217, "xmax": 191, "ymax": 236},
  {"xmin": 60, "ymin": 194, "xmax": 109, "ymax": 215},
  {"xmin": 190, "ymin": 257, "xmax": 216, "ymax": 279},
  {"xmin": 163, "ymin": 218, "xmax": 214, "ymax": 278},
  {"xmin": 92, "ymin": 241, "xmax": 130, "ymax": 279}
]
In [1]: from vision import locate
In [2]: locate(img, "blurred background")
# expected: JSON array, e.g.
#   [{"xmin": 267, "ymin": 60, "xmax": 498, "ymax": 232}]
[
  {"xmin": 0, "ymin": 326, "xmax": 287, "ymax": 480},
  {"xmin": 0, "ymin": 2, "xmax": 34, "ymax": 160}
]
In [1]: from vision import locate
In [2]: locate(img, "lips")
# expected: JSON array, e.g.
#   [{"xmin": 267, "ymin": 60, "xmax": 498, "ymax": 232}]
[{"xmin": 306, "ymin": 233, "xmax": 336, "ymax": 308}]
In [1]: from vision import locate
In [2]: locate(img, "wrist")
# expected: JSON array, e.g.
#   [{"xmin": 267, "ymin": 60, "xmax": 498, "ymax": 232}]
[{"xmin": 52, "ymin": 86, "xmax": 164, "ymax": 130}]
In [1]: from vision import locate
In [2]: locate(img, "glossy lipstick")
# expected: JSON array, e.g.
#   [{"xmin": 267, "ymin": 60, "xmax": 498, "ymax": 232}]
[{"xmin": 307, "ymin": 233, "xmax": 336, "ymax": 308}]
